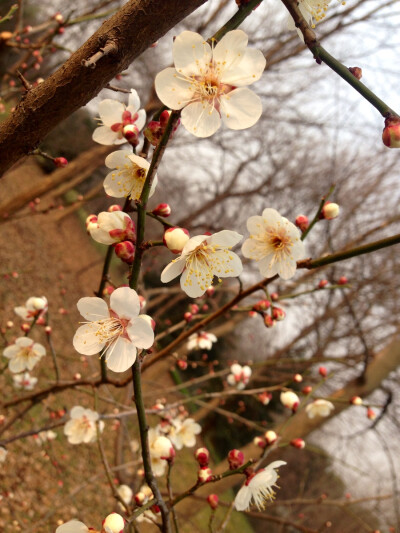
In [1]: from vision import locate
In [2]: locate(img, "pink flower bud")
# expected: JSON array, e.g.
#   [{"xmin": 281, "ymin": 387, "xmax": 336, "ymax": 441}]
[
  {"xmin": 258, "ymin": 391, "xmax": 272, "ymax": 405},
  {"xmin": 6, "ymin": 321, "xmax": 13, "ymax": 328},
  {"xmin": 318, "ymin": 279, "xmax": 328, "ymax": 289},
  {"xmin": 198, "ymin": 466, "xmax": 213, "ymax": 483},
  {"xmin": 321, "ymin": 202, "xmax": 340, "ymax": 220},
  {"xmin": 189, "ymin": 304, "xmax": 199, "ymax": 314},
  {"xmin": 177, "ymin": 359, "xmax": 187, "ymax": 370},
  {"xmin": 207, "ymin": 494, "xmax": 219, "ymax": 510},
  {"xmin": 350, "ymin": 396, "xmax": 363, "ymax": 406},
  {"xmin": 253, "ymin": 436, "xmax": 266, "ymax": 448},
  {"xmin": 338, "ymin": 276, "xmax": 348, "ymax": 285},
  {"xmin": 272, "ymin": 307, "xmax": 285, "ymax": 321},
  {"xmin": 348, "ymin": 66, "xmax": 362, "ymax": 80},
  {"xmin": 382, "ymin": 117, "xmax": 400, "ymax": 148},
  {"xmin": 319, "ymin": 366, "xmax": 327, "ymax": 378},
  {"xmin": 85, "ymin": 214, "xmax": 98, "ymax": 231},
  {"xmin": 160, "ymin": 110, "xmax": 172, "ymax": 128},
  {"xmin": 264, "ymin": 430, "xmax": 278, "ymax": 445},
  {"xmin": 102, "ymin": 512, "xmax": 125, "ymax": 533},
  {"xmin": 123, "ymin": 124, "xmax": 140, "ymax": 146},
  {"xmin": 21, "ymin": 323, "xmax": 30, "ymax": 332},
  {"xmin": 54, "ymin": 157, "xmax": 68, "ymax": 168},
  {"xmin": 227, "ymin": 449, "xmax": 244, "ymax": 470},
  {"xmin": 293, "ymin": 373, "xmax": 303, "ymax": 383},
  {"xmin": 184, "ymin": 312, "xmax": 192, "ymax": 322},
  {"xmin": 135, "ymin": 492, "xmax": 146, "ymax": 506},
  {"xmin": 206, "ymin": 286, "xmax": 215, "ymax": 297},
  {"xmin": 367, "ymin": 408, "xmax": 376, "ymax": 420},
  {"xmin": 152, "ymin": 203, "xmax": 171, "ymax": 217},
  {"xmin": 264, "ymin": 314, "xmax": 276, "ymax": 328},
  {"xmin": 163, "ymin": 227, "xmax": 190, "ymax": 254},
  {"xmin": 36, "ymin": 316, "xmax": 46, "ymax": 326},
  {"xmin": 108, "ymin": 204, "xmax": 122, "ymax": 212},
  {"xmin": 290, "ymin": 438, "xmax": 305, "ymax": 449},
  {"xmin": 114, "ymin": 241, "xmax": 135, "ymax": 264},
  {"xmin": 280, "ymin": 391, "xmax": 299, "ymax": 412},
  {"xmin": 302, "ymin": 385, "xmax": 312, "ymax": 394},
  {"xmin": 252, "ymin": 299, "xmax": 270, "ymax": 311},
  {"xmin": 74, "ymin": 372, "xmax": 81, "ymax": 380},
  {"xmin": 153, "ymin": 436, "xmax": 175, "ymax": 462},
  {"xmin": 44, "ymin": 326, "xmax": 52, "ymax": 334},
  {"xmin": 295, "ymin": 214, "xmax": 309, "ymax": 232},
  {"xmin": 195, "ymin": 447, "xmax": 210, "ymax": 467},
  {"xmin": 270, "ymin": 292, "xmax": 279, "ymax": 301}
]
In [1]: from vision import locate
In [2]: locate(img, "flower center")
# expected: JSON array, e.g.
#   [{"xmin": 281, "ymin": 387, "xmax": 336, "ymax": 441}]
[
  {"xmin": 93, "ymin": 313, "xmax": 130, "ymax": 348},
  {"xmin": 268, "ymin": 231, "xmax": 292, "ymax": 254}
]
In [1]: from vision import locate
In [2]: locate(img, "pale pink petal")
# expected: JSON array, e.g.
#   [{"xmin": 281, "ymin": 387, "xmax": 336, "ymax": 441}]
[
  {"xmin": 105, "ymin": 150, "xmax": 132, "ymax": 169},
  {"xmin": 33, "ymin": 342, "xmax": 46, "ymax": 357},
  {"xmin": 77, "ymin": 297, "xmax": 109, "ymax": 321},
  {"xmin": 277, "ymin": 257, "xmax": 297, "ymax": 280},
  {"xmin": 213, "ymin": 29, "xmax": 248, "ymax": 73},
  {"xmin": 14, "ymin": 306, "xmax": 30, "ymax": 320},
  {"xmin": 110, "ymin": 287, "xmax": 140, "ymax": 319},
  {"xmin": 220, "ymin": 88, "xmax": 262, "ymax": 130},
  {"xmin": 207, "ymin": 230, "xmax": 242, "ymax": 247},
  {"xmin": 98, "ymin": 99, "xmax": 125, "ymax": 127},
  {"xmin": 92, "ymin": 126, "xmax": 119, "ymax": 146},
  {"xmin": 73, "ymin": 324, "xmax": 105, "ymax": 355},
  {"xmin": 181, "ymin": 101, "xmax": 221, "ymax": 137},
  {"xmin": 161, "ymin": 257, "xmax": 186, "ymax": 283},
  {"xmin": 105, "ymin": 337, "xmax": 136, "ymax": 372},
  {"xmin": 9, "ymin": 358, "xmax": 26, "ymax": 373},
  {"xmin": 173, "ymin": 31, "xmax": 212, "ymax": 76},
  {"xmin": 16, "ymin": 337, "xmax": 34, "ymax": 347},
  {"xmin": 127, "ymin": 316, "xmax": 154, "ymax": 349},
  {"xmin": 220, "ymin": 48, "xmax": 266, "ymax": 86},
  {"xmin": 257, "ymin": 253, "xmax": 280, "ymax": 278},
  {"xmin": 155, "ymin": 67, "xmax": 194, "ymax": 110}
]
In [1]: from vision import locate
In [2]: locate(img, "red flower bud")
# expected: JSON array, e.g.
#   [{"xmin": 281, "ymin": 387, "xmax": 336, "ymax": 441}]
[
  {"xmin": 290, "ymin": 438, "xmax": 305, "ymax": 449},
  {"xmin": 198, "ymin": 466, "xmax": 213, "ymax": 483},
  {"xmin": 348, "ymin": 66, "xmax": 362, "ymax": 80},
  {"xmin": 295, "ymin": 214, "xmax": 309, "ymax": 232},
  {"xmin": 152, "ymin": 203, "xmax": 171, "ymax": 217},
  {"xmin": 338, "ymin": 276, "xmax": 348, "ymax": 285},
  {"xmin": 195, "ymin": 447, "xmax": 210, "ymax": 467},
  {"xmin": 227, "ymin": 449, "xmax": 244, "ymax": 470},
  {"xmin": 207, "ymin": 494, "xmax": 219, "ymax": 510},
  {"xmin": 318, "ymin": 279, "xmax": 328, "ymax": 289},
  {"xmin": 114, "ymin": 241, "xmax": 135, "ymax": 264},
  {"xmin": 382, "ymin": 117, "xmax": 400, "ymax": 148},
  {"xmin": 54, "ymin": 157, "xmax": 68, "ymax": 168},
  {"xmin": 319, "ymin": 366, "xmax": 327, "ymax": 378}
]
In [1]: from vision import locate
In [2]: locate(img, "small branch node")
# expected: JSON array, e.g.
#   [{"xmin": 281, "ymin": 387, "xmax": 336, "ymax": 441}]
[{"xmin": 82, "ymin": 40, "xmax": 118, "ymax": 69}]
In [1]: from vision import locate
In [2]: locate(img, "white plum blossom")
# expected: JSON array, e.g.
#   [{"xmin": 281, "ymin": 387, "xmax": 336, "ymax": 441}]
[
  {"xmin": 305, "ymin": 399, "xmax": 335, "ymax": 419},
  {"xmin": 56, "ymin": 520, "xmax": 90, "ymax": 533},
  {"xmin": 64, "ymin": 406, "xmax": 103, "ymax": 445},
  {"xmin": 148, "ymin": 427, "xmax": 168, "ymax": 477},
  {"xmin": 0, "ymin": 447, "xmax": 8, "ymax": 463},
  {"xmin": 117, "ymin": 484, "xmax": 133, "ymax": 508},
  {"xmin": 161, "ymin": 230, "xmax": 243, "ymax": 298},
  {"xmin": 168, "ymin": 418, "xmax": 201, "ymax": 450},
  {"xmin": 187, "ymin": 331, "xmax": 217, "ymax": 351},
  {"xmin": 280, "ymin": 391, "xmax": 300, "ymax": 410},
  {"xmin": 35, "ymin": 430, "xmax": 57, "ymax": 445},
  {"xmin": 3, "ymin": 337, "xmax": 46, "ymax": 373},
  {"xmin": 234, "ymin": 461, "xmax": 287, "ymax": 511},
  {"xmin": 13, "ymin": 371, "xmax": 38, "ymax": 390},
  {"xmin": 155, "ymin": 30, "xmax": 266, "ymax": 137},
  {"xmin": 242, "ymin": 208, "xmax": 306, "ymax": 280},
  {"xmin": 227, "ymin": 363, "xmax": 252, "ymax": 390},
  {"xmin": 14, "ymin": 296, "xmax": 47, "ymax": 321},
  {"xmin": 288, "ymin": 0, "xmax": 336, "ymax": 30},
  {"xmin": 73, "ymin": 287, "xmax": 154, "ymax": 373},
  {"xmin": 103, "ymin": 150, "xmax": 158, "ymax": 201},
  {"xmin": 92, "ymin": 89, "xmax": 146, "ymax": 145},
  {"xmin": 89, "ymin": 211, "xmax": 135, "ymax": 245}
]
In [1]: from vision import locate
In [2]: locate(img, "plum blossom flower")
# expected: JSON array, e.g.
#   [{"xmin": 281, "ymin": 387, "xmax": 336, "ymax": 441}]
[
  {"xmin": 148, "ymin": 427, "xmax": 168, "ymax": 477},
  {"xmin": 155, "ymin": 30, "xmax": 266, "ymax": 137},
  {"xmin": 161, "ymin": 230, "xmax": 243, "ymax": 298},
  {"xmin": 234, "ymin": 461, "xmax": 287, "ymax": 511},
  {"xmin": 56, "ymin": 521, "xmax": 89, "ymax": 533},
  {"xmin": 288, "ymin": 0, "xmax": 336, "ymax": 30},
  {"xmin": 305, "ymin": 399, "xmax": 335, "ymax": 419},
  {"xmin": 14, "ymin": 296, "xmax": 47, "ymax": 321},
  {"xmin": 168, "ymin": 418, "xmax": 201, "ymax": 450},
  {"xmin": 13, "ymin": 371, "xmax": 38, "ymax": 390},
  {"xmin": 89, "ymin": 211, "xmax": 136, "ymax": 245},
  {"xmin": 64, "ymin": 406, "xmax": 103, "ymax": 445},
  {"xmin": 117, "ymin": 484, "xmax": 133, "ymax": 508},
  {"xmin": 242, "ymin": 208, "xmax": 306, "ymax": 280},
  {"xmin": 187, "ymin": 331, "xmax": 217, "ymax": 351},
  {"xmin": 0, "ymin": 447, "xmax": 8, "ymax": 463},
  {"xmin": 92, "ymin": 89, "xmax": 146, "ymax": 145},
  {"xmin": 35, "ymin": 430, "xmax": 57, "ymax": 445},
  {"xmin": 227, "ymin": 363, "xmax": 252, "ymax": 390},
  {"xmin": 3, "ymin": 337, "xmax": 46, "ymax": 373},
  {"xmin": 103, "ymin": 150, "xmax": 158, "ymax": 201},
  {"xmin": 73, "ymin": 287, "xmax": 154, "ymax": 373}
]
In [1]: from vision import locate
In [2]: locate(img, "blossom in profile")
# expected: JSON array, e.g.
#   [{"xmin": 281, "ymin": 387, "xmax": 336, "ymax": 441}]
[
  {"xmin": 14, "ymin": 296, "xmax": 47, "ymax": 321},
  {"xmin": 117, "ymin": 484, "xmax": 133, "ymax": 509},
  {"xmin": 89, "ymin": 211, "xmax": 136, "ymax": 245},
  {"xmin": 155, "ymin": 30, "xmax": 266, "ymax": 137},
  {"xmin": 187, "ymin": 331, "xmax": 217, "ymax": 351},
  {"xmin": 227, "ymin": 363, "xmax": 252, "ymax": 390},
  {"xmin": 73, "ymin": 287, "xmax": 154, "ymax": 373},
  {"xmin": 63, "ymin": 406, "xmax": 103, "ymax": 445},
  {"xmin": 234, "ymin": 461, "xmax": 287, "ymax": 511},
  {"xmin": 305, "ymin": 399, "xmax": 335, "ymax": 419},
  {"xmin": 56, "ymin": 520, "xmax": 89, "ymax": 533},
  {"xmin": 288, "ymin": 0, "xmax": 333, "ymax": 30},
  {"xmin": 242, "ymin": 208, "xmax": 306, "ymax": 280},
  {"xmin": 92, "ymin": 89, "xmax": 146, "ymax": 145},
  {"xmin": 148, "ymin": 427, "xmax": 168, "ymax": 477},
  {"xmin": 103, "ymin": 150, "xmax": 158, "ymax": 201},
  {"xmin": 13, "ymin": 371, "xmax": 38, "ymax": 390},
  {"xmin": 0, "ymin": 447, "xmax": 8, "ymax": 463},
  {"xmin": 3, "ymin": 337, "xmax": 46, "ymax": 373},
  {"xmin": 161, "ymin": 230, "xmax": 243, "ymax": 298},
  {"xmin": 168, "ymin": 418, "xmax": 201, "ymax": 450}
]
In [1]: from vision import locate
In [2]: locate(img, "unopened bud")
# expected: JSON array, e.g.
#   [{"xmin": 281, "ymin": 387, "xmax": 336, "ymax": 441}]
[
  {"xmin": 302, "ymin": 385, "xmax": 312, "ymax": 395},
  {"xmin": 258, "ymin": 391, "xmax": 272, "ymax": 405},
  {"xmin": 198, "ymin": 466, "xmax": 213, "ymax": 483},
  {"xmin": 54, "ymin": 13, "xmax": 64, "ymax": 24},
  {"xmin": 338, "ymin": 276, "xmax": 348, "ymax": 285},
  {"xmin": 206, "ymin": 286, "xmax": 215, "ymax": 297},
  {"xmin": 163, "ymin": 227, "xmax": 190, "ymax": 254},
  {"xmin": 350, "ymin": 396, "xmax": 363, "ymax": 406},
  {"xmin": 6, "ymin": 321, "xmax": 13, "ymax": 328},
  {"xmin": 264, "ymin": 315, "xmax": 276, "ymax": 328},
  {"xmin": 54, "ymin": 157, "xmax": 68, "ymax": 168},
  {"xmin": 270, "ymin": 292, "xmax": 279, "ymax": 301},
  {"xmin": 102, "ymin": 512, "xmax": 125, "ymax": 533},
  {"xmin": 183, "ymin": 312, "xmax": 192, "ymax": 322},
  {"xmin": 114, "ymin": 241, "xmax": 135, "ymax": 264},
  {"xmin": 74, "ymin": 372, "xmax": 81, "ymax": 380},
  {"xmin": 85, "ymin": 214, "xmax": 98, "ymax": 231},
  {"xmin": 207, "ymin": 494, "xmax": 219, "ymax": 510},
  {"xmin": 123, "ymin": 124, "xmax": 140, "ymax": 146},
  {"xmin": 21, "ymin": 323, "xmax": 30, "ymax": 332},
  {"xmin": 319, "ymin": 366, "xmax": 327, "ymax": 378},
  {"xmin": 108, "ymin": 204, "xmax": 122, "ymax": 212},
  {"xmin": 367, "ymin": 407, "xmax": 376, "ymax": 420},
  {"xmin": 135, "ymin": 492, "xmax": 146, "ymax": 506},
  {"xmin": 153, "ymin": 436, "xmax": 175, "ymax": 462},
  {"xmin": 152, "ymin": 203, "xmax": 171, "ymax": 217},
  {"xmin": 382, "ymin": 117, "xmax": 400, "ymax": 148},
  {"xmin": 253, "ymin": 436, "xmax": 266, "ymax": 448},
  {"xmin": 272, "ymin": 307, "xmax": 285, "ymax": 321},
  {"xmin": 227, "ymin": 449, "xmax": 244, "ymax": 470},
  {"xmin": 264, "ymin": 430, "xmax": 278, "ymax": 444},
  {"xmin": 195, "ymin": 447, "xmax": 210, "ymax": 467},
  {"xmin": 293, "ymin": 373, "xmax": 303, "ymax": 383},
  {"xmin": 295, "ymin": 214, "xmax": 309, "ymax": 232},
  {"xmin": 290, "ymin": 438, "xmax": 305, "ymax": 449},
  {"xmin": 348, "ymin": 66, "xmax": 362, "ymax": 80},
  {"xmin": 177, "ymin": 359, "xmax": 187, "ymax": 370},
  {"xmin": 321, "ymin": 202, "xmax": 340, "ymax": 220},
  {"xmin": 318, "ymin": 279, "xmax": 328, "ymax": 289},
  {"xmin": 280, "ymin": 391, "xmax": 299, "ymax": 412},
  {"xmin": 252, "ymin": 299, "xmax": 270, "ymax": 311},
  {"xmin": 0, "ymin": 31, "xmax": 13, "ymax": 42},
  {"xmin": 44, "ymin": 326, "xmax": 52, "ymax": 334}
]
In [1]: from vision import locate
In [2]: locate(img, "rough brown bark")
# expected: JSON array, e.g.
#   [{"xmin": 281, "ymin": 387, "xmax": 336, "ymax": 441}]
[{"xmin": 0, "ymin": 0, "xmax": 208, "ymax": 177}]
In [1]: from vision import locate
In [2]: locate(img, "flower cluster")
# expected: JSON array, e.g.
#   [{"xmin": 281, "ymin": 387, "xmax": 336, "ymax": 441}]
[
  {"xmin": 226, "ymin": 363, "xmax": 252, "ymax": 389},
  {"xmin": 63, "ymin": 406, "xmax": 104, "ymax": 445}
]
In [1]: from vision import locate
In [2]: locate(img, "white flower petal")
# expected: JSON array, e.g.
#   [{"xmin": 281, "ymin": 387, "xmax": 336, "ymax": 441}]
[
  {"xmin": 161, "ymin": 257, "xmax": 186, "ymax": 283},
  {"xmin": 73, "ymin": 324, "xmax": 105, "ymax": 355},
  {"xmin": 181, "ymin": 235, "xmax": 208, "ymax": 255},
  {"xmin": 213, "ymin": 29, "xmax": 249, "ymax": 72},
  {"xmin": 98, "ymin": 99, "xmax": 125, "ymax": 127},
  {"xmin": 234, "ymin": 485, "xmax": 252, "ymax": 511},
  {"xmin": 105, "ymin": 337, "xmax": 137, "ymax": 373},
  {"xmin": 220, "ymin": 88, "xmax": 262, "ymax": 130},
  {"xmin": 212, "ymin": 250, "xmax": 243, "ymax": 278},
  {"xmin": 246, "ymin": 215, "xmax": 265, "ymax": 235},
  {"xmin": 56, "ymin": 520, "xmax": 89, "ymax": 533},
  {"xmin": 70, "ymin": 406, "xmax": 86, "ymax": 419},
  {"xmin": 180, "ymin": 266, "xmax": 207, "ymax": 298},
  {"xmin": 173, "ymin": 31, "xmax": 212, "ymax": 77},
  {"xmin": 105, "ymin": 150, "xmax": 132, "ymax": 169},
  {"xmin": 155, "ymin": 67, "xmax": 194, "ymax": 110},
  {"xmin": 77, "ymin": 297, "xmax": 109, "ymax": 321},
  {"xmin": 127, "ymin": 89, "xmax": 140, "ymax": 113},
  {"xmin": 90, "ymin": 226, "xmax": 116, "ymax": 245},
  {"xmin": 207, "ymin": 230, "xmax": 242, "ymax": 248},
  {"xmin": 127, "ymin": 316, "xmax": 154, "ymax": 349},
  {"xmin": 92, "ymin": 125, "xmax": 119, "ymax": 146},
  {"xmin": 135, "ymin": 109, "xmax": 147, "ymax": 132},
  {"xmin": 110, "ymin": 287, "xmax": 140, "ymax": 319},
  {"xmin": 181, "ymin": 101, "xmax": 221, "ymax": 137},
  {"xmin": 241, "ymin": 238, "xmax": 265, "ymax": 260},
  {"xmin": 103, "ymin": 169, "xmax": 131, "ymax": 198},
  {"xmin": 220, "ymin": 48, "xmax": 266, "ymax": 86},
  {"xmin": 261, "ymin": 208, "xmax": 285, "ymax": 226}
]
